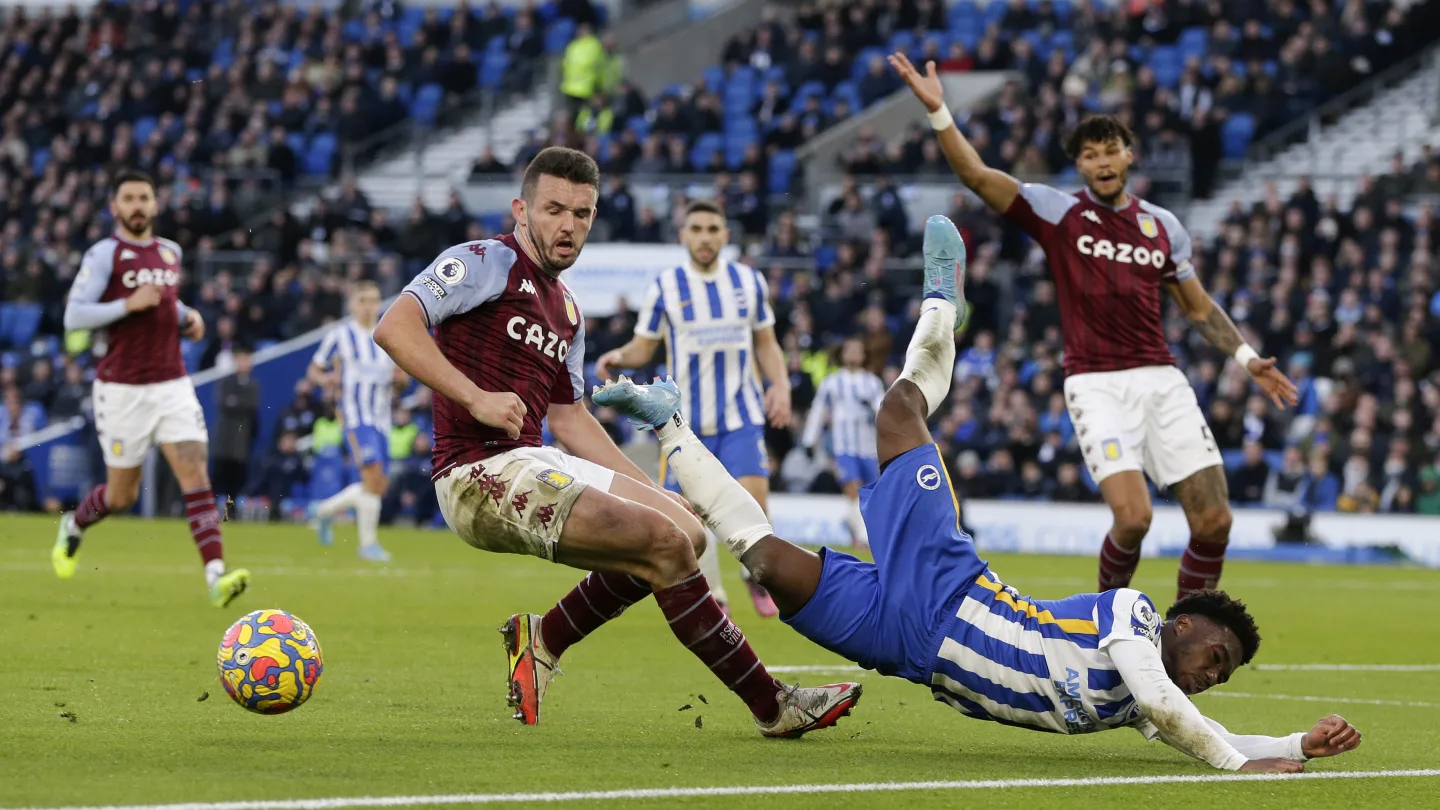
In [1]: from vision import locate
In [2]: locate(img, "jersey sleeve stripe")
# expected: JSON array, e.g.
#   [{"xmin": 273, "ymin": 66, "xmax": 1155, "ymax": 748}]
[
  {"xmin": 751, "ymin": 266, "xmax": 771, "ymax": 324},
  {"xmin": 644, "ymin": 285, "xmax": 666, "ymax": 334},
  {"xmin": 726, "ymin": 264, "xmax": 749, "ymax": 318}
]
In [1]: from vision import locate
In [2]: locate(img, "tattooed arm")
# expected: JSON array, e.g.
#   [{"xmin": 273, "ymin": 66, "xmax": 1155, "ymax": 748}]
[{"xmin": 1166, "ymin": 276, "xmax": 1298, "ymax": 409}]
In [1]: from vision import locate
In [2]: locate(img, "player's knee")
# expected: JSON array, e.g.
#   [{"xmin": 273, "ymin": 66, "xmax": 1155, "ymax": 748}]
[
  {"xmin": 640, "ymin": 520, "xmax": 696, "ymax": 584},
  {"xmin": 1111, "ymin": 505, "xmax": 1153, "ymax": 544},
  {"xmin": 107, "ymin": 483, "xmax": 140, "ymax": 512},
  {"xmin": 1190, "ymin": 504, "xmax": 1232, "ymax": 544}
]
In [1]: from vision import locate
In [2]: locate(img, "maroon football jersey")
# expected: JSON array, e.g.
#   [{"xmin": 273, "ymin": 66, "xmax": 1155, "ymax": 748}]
[
  {"xmin": 400, "ymin": 233, "xmax": 586, "ymax": 477},
  {"xmin": 71, "ymin": 234, "xmax": 187, "ymax": 384},
  {"xmin": 1003, "ymin": 184, "xmax": 1196, "ymax": 376}
]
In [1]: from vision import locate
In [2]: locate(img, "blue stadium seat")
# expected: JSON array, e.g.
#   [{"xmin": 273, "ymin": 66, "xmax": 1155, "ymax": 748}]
[
  {"xmin": 409, "ymin": 82, "xmax": 445, "ymax": 124},
  {"xmin": 1149, "ymin": 45, "xmax": 1183, "ymax": 88},
  {"xmin": 285, "ymin": 132, "xmax": 307, "ymax": 157},
  {"xmin": 1178, "ymin": 27, "xmax": 1208, "ymax": 61},
  {"xmin": 30, "ymin": 147, "xmax": 49, "ymax": 175},
  {"xmin": 1049, "ymin": 30, "xmax": 1074, "ymax": 59},
  {"xmin": 133, "ymin": 116, "xmax": 158, "ymax": 144},
  {"xmin": 1053, "ymin": 0, "xmax": 1074, "ymax": 23},
  {"xmin": 921, "ymin": 32, "xmax": 949, "ymax": 57},
  {"xmin": 852, "ymin": 46, "xmax": 886, "ymax": 82},
  {"xmin": 763, "ymin": 66, "xmax": 787, "ymax": 86},
  {"xmin": 486, "ymin": 34, "xmax": 508, "ymax": 54},
  {"xmin": 690, "ymin": 132, "xmax": 724, "ymax": 170},
  {"xmin": 626, "ymin": 115, "xmax": 650, "ymax": 140},
  {"xmin": 948, "ymin": 0, "xmax": 979, "ymax": 26},
  {"xmin": 888, "ymin": 31, "xmax": 916, "ymax": 56},
  {"xmin": 724, "ymin": 142, "xmax": 749, "ymax": 169},
  {"xmin": 545, "ymin": 17, "xmax": 576, "ymax": 54},
  {"xmin": 5, "ymin": 303, "xmax": 42, "ymax": 348},
  {"xmin": 724, "ymin": 83, "xmax": 757, "ymax": 114},
  {"xmin": 983, "ymin": 1, "xmax": 1008, "ymax": 26},
  {"xmin": 704, "ymin": 65, "xmax": 727, "ymax": 93},
  {"xmin": 480, "ymin": 52, "xmax": 509, "ymax": 89},
  {"xmin": 478, "ymin": 213, "xmax": 506, "ymax": 234},
  {"xmin": 536, "ymin": 1, "xmax": 559, "ymax": 23},
  {"xmin": 768, "ymin": 149, "xmax": 797, "ymax": 195},
  {"xmin": 1222, "ymin": 113, "xmax": 1256, "ymax": 159},
  {"xmin": 814, "ymin": 244, "xmax": 837, "ymax": 272},
  {"xmin": 304, "ymin": 133, "xmax": 337, "ymax": 177}
]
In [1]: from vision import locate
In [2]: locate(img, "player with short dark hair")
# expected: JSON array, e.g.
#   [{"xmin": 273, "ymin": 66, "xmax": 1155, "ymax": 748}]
[
  {"xmin": 889, "ymin": 53, "xmax": 1299, "ymax": 601},
  {"xmin": 374, "ymin": 147, "xmax": 859, "ymax": 734},
  {"xmin": 596, "ymin": 216, "xmax": 1361, "ymax": 773},
  {"xmin": 54, "ymin": 169, "xmax": 251, "ymax": 607},
  {"xmin": 594, "ymin": 197, "xmax": 791, "ymax": 618}
]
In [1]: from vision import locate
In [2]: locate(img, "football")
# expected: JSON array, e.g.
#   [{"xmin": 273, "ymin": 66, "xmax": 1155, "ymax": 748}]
[{"xmin": 216, "ymin": 609, "xmax": 324, "ymax": 714}]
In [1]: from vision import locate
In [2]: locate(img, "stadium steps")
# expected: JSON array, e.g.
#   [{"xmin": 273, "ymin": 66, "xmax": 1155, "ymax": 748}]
[
  {"xmin": 355, "ymin": 87, "xmax": 553, "ymax": 211},
  {"xmin": 1187, "ymin": 66, "xmax": 1440, "ymax": 237}
]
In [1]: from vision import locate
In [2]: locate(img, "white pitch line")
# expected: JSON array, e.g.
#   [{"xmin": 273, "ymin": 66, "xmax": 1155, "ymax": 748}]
[
  {"xmin": 1206, "ymin": 691, "xmax": 1440, "ymax": 708},
  {"xmin": 10, "ymin": 770, "xmax": 1440, "ymax": 810},
  {"xmin": 1254, "ymin": 664, "xmax": 1440, "ymax": 672}
]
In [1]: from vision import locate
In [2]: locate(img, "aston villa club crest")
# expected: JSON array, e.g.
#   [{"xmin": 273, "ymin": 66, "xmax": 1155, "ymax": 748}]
[
  {"xmin": 1136, "ymin": 213, "xmax": 1158, "ymax": 239},
  {"xmin": 563, "ymin": 291, "xmax": 578, "ymax": 325},
  {"xmin": 158, "ymin": 246, "xmax": 178, "ymax": 265}
]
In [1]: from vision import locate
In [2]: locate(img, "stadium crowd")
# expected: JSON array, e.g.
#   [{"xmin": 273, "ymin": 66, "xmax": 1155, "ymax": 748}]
[{"xmin": 3, "ymin": 0, "xmax": 1440, "ymax": 521}]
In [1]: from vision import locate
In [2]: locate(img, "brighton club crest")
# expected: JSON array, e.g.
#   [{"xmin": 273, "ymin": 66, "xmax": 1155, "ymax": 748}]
[{"xmin": 1136, "ymin": 213, "xmax": 1159, "ymax": 239}]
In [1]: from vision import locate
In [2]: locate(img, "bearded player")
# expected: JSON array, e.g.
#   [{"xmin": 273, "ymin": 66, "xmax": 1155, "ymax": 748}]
[
  {"xmin": 53, "ymin": 169, "xmax": 251, "ymax": 608},
  {"xmin": 373, "ymin": 147, "xmax": 858, "ymax": 734},
  {"xmin": 596, "ymin": 215, "xmax": 1361, "ymax": 773},
  {"xmin": 595, "ymin": 199, "xmax": 791, "ymax": 618},
  {"xmin": 890, "ymin": 54, "xmax": 1298, "ymax": 600}
]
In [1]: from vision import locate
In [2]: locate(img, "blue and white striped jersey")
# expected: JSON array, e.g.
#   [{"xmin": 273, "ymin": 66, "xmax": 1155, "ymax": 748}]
[
  {"xmin": 931, "ymin": 576, "xmax": 1162, "ymax": 735},
  {"xmin": 311, "ymin": 319, "xmax": 395, "ymax": 432},
  {"xmin": 635, "ymin": 261, "xmax": 774, "ymax": 436},
  {"xmin": 802, "ymin": 368, "xmax": 886, "ymax": 459}
]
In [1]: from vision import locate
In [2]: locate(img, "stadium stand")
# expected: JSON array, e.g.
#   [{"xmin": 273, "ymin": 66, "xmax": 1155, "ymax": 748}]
[{"xmin": 3, "ymin": 0, "xmax": 1440, "ymax": 522}]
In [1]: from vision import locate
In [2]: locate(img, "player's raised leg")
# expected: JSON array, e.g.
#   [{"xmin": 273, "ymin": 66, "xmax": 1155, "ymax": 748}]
[
  {"xmin": 1169, "ymin": 466, "xmax": 1233, "ymax": 599},
  {"xmin": 160, "ymin": 439, "xmax": 250, "ymax": 607}
]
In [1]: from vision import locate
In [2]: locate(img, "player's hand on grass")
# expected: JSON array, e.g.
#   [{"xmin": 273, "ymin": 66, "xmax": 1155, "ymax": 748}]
[
  {"xmin": 594, "ymin": 350, "xmax": 624, "ymax": 383},
  {"xmin": 1239, "ymin": 757, "xmax": 1305, "ymax": 774},
  {"xmin": 888, "ymin": 52, "xmax": 944, "ymax": 113},
  {"xmin": 1245, "ymin": 356, "xmax": 1299, "ymax": 410},
  {"xmin": 126, "ymin": 285, "xmax": 163, "ymax": 313},
  {"xmin": 764, "ymin": 383, "xmax": 792, "ymax": 428},
  {"xmin": 467, "ymin": 390, "xmax": 526, "ymax": 438},
  {"xmin": 1302, "ymin": 714, "xmax": 1362, "ymax": 758},
  {"xmin": 181, "ymin": 309, "xmax": 205, "ymax": 341}
]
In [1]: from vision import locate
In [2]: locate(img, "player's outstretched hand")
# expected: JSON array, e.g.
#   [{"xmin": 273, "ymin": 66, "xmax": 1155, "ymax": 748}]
[
  {"xmin": 594, "ymin": 349, "xmax": 624, "ymax": 383},
  {"xmin": 181, "ymin": 309, "xmax": 205, "ymax": 341},
  {"xmin": 1239, "ymin": 757, "xmax": 1305, "ymax": 774},
  {"xmin": 126, "ymin": 285, "xmax": 163, "ymax": 313},
  {"xmin": 764, "ymin": 383, "xmax": 792, "ymax": 428},
  {"xmin": 888, "ymin": 52, "xmax": 944, "ymax": 113},
  {"xmin": 1245, "ymin": 356, "xmax": 1299, "ymax": 410},
  {"xmin": 468, "ymin": 391, "xmax": 526, "ymax": 439},
  {"xmin": 1301, "ymin": 714, "xmax": 1362, "ymax": 758}
]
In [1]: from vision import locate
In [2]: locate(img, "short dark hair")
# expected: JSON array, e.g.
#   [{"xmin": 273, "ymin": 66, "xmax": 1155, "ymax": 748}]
[
  {"xmin": 684, "ymin": 199, "xmax": 725, "ymax": 219},
  {"xmin": 349, "ymin": 279, "xmax": 380, "ymax": 295},
  {"xmin": 520, "ymin": 147, "xmax": 600, "ymax": 201},
  {"xmin": 1063, "ymin": 115, "xmax": 1136, "ymax": 159},
  {"xmin": 111, "ymin": 168, "xmax": 156, "ymax": 197},
  {"xmin": 1167, "ymin": 589, "xmax": 1262, "ymax": 666}
]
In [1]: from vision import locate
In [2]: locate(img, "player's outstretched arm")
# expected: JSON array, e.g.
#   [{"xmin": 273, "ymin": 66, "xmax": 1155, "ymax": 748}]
[
  {"xmin": 374, "ymin": 296, "xmax": 525, "ymax": 438},
  {"xmin": 1186, "ymin": 713, "xmax": 1361, "ymax": 762},
  {"xmin": 1165, "ymin": 276, "xmax": 1298, "ymax": 410},
  {"xmin": 889, "ymin": 53, "xmax": 1019, "ymax": 214},
  {"xmin": 594, "ymin": 335, "xmax": 660, "ymax": 381}
]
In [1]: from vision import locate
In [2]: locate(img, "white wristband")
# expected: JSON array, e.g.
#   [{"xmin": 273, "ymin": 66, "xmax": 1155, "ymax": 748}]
[
  {"xmin": 928, "ymin": 105, "xmax": 954, "ymax": 131},
  {"xmin": 1234, "ymin": 344, "xmax": 1260, "ymax": 368}
]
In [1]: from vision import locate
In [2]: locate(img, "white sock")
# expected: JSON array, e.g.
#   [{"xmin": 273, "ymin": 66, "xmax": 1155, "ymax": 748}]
[
  {"xmin": 654, "ymin": 416, "xmax": 773, "ymax": 558},
  {"xmin": 697, "ymin": 532, "xmax": 729, "ymax": 604},
  {"xmin": 356, "ymin": 492, "xmax": 382, "ymax": 549},
  {"xmin": 316, "ymin": 483, "xmax": 364, "ymax": 519},
  {"xmin": 204, "ymin": 558, "xmax": 226, "ymax": 588},
  {"xmin": 899, "ymin": 299, "xmax": 958, "ymax": 416},
  {"xmin": 845, "ymin": 497, "xmax": 869, "ymax": 546}
]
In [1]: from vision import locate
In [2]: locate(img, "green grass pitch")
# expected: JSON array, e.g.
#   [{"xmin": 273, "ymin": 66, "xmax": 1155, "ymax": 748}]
[{"xmin": 2, "ymin": 513, "xmax": 1439, "ymax": 809}]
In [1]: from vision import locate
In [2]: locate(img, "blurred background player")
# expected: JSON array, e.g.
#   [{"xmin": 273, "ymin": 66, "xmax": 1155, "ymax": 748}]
[
  {"xmin": 801, "ymin": 336, "xmax": 886, "ymax": 545},
  {"xmin": 594, "ymin": 200, "xmax": 790, "ymax": 617},
  {"xmin": 374, "ymin": 147, "xmax": 858, "ymax": 734},
  {"xmin": 52, "ymin": 169, "xmax": 250, "ymax": 608},
  {"xmin": 307, "ymin": 280, "xmax": 399, "ymax": 562},
  {"xmin": 890, "ymin": 54, "xmax": 1298, "ymax": 600}
]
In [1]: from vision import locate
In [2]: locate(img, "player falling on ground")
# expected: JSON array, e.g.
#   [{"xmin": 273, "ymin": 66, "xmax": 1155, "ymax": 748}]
[
  {"xmin": 307, "ymin": 280, "xmax": 400, "ymax": 562},
  {"xmin": 801, "ymin": 336, "xmax": 886, "ymax": 545},
  {"xmin": 890, "ymin": 54, "xmax": 1298, "ymax": 600},
  {"xmin": 53, "ymin": 169, "xmax": 250, "ymax": 607},
  {"xmin": 373, "ymin": 147, "xmax": 858, "ymax": 735},
  {"xmin": 595, "ymin": 200, "xmax": 790, "ymax": 618},
  {"xmin": 596, "ymin": 216, "xmax": 1361, "ymax": 773}
]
